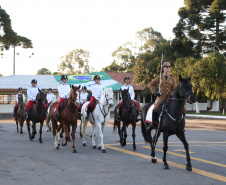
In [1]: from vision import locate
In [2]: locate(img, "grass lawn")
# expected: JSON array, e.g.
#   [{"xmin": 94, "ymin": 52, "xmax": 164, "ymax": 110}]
[{"xmin": 186, "ymin": 111, "xmax": 226, "ymax": 117}]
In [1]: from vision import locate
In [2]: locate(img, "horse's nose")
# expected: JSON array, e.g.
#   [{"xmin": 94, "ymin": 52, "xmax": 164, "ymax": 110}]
[{"xmin": 110, "ymin": 103, "xmax": 114, "ymax": 107}]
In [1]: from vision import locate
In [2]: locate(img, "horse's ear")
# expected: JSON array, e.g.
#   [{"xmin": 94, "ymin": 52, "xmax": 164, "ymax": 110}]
[
  {"xmin": 69, "ymin": 84, "xmax": 72, "ymax": 88},
  {"xmin": 188, "ymin": 77, "xmax": 191, "ymax": 82},
  {"xmin": 72, "ymin": 85, "xmax": 74, "ymax": 89},
  {"xmin": 127, "ymin": 88, "xmax": 129, "ymax": 92},
  {"xmin": 179, "ymin": 75, "xmax": 182, "ymax": 82},
  {"xmin": 38, "ymin": 88, "xmax": 41, "ymax": 92},
  {"xmin": 78, "ymin": 85, "xmax": 81, "ymax": 90}
]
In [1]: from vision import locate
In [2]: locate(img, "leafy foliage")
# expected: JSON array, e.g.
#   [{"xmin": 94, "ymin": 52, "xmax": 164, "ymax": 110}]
[{"xmin": 36, "ymin": 68, "xmax": 51, "ymax": 75}]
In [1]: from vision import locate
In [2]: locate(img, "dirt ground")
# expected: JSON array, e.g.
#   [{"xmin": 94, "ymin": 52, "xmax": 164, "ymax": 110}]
[{"xmin": 2, "ymin": 118, "xmax": 225, "ymax": 132}]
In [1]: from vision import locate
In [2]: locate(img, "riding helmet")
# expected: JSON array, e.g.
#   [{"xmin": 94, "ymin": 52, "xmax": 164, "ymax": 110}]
[
  {"xmin": 124, "ymin": 76, "xmax": 130, "ymax": 82},
  {"xmin": 18, "ymin": 87, "xmax": 23, "ymax": 91},
  {"xmin": 31, "ymin": 79, "xmax": 37, "ymax": 84},
  {"xmin": 48, "ymin": 88, "xmax": 52, "ymax": 91},
  {"xmin": 61, "ymin": 75, "xmax": 68, "ymax": 81},
  {"xmin": 82, "ymin": 86, "xmax": 87, "ymax": 90},
  {"xmin": 94, "ymin": 75, "xmax": 100, "ymax": 81}
]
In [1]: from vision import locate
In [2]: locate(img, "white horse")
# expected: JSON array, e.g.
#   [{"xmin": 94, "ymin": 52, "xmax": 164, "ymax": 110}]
[{"xmin": 81, "ymin": 87, "xmax": 114, "ymax": 153}]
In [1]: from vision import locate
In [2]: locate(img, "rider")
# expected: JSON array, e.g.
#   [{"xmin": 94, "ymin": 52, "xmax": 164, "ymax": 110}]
[
  {"xmin": 86, "ymin": 75, "xmax": 103, "ymax": 119},
  {"xmin": 116, "ymin": 76, "xmax": 141, "ymax": 122},
  {"xmin": 13, "ymin": 87, "xmax": 25, "ymax": 117},
  {"xmin": 147, "ymin": 62, "xmax": 176, "ymax": 131},
  {"xmin": 55, "ymin": 75, "xmax": 71, "ymax": 120},
  {"xmin": 26, "ymin": 79, "xmax": 39, "ymax": 121},
  {"xmin": 78, "ymin": 86, "xmax": 88, "ymax": 117}
]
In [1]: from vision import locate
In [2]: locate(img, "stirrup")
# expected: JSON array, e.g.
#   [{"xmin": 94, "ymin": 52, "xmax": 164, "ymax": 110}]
[{"xmin": 116, "ymin": 115, "xmax": 121, "ymax": 121}]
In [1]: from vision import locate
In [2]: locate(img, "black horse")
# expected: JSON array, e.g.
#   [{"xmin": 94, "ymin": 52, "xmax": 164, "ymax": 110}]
[
  {"xmin": 26, "ymin": 89, "xmax": 47, "ymax": 143},
  {"xmin": 114, "ymin": 88, "xmax": 137, "ymax": 151},
  {"xmin": 141, "ymin": 76, "xmax": 195, "ymax": 171}
]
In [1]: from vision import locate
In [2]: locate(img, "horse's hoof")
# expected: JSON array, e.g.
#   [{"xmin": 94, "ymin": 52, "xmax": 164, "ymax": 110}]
[
  {"xmin": 152, "ymin": 158, "xmax": 157, "ymax": 163},
  {"xmin": 47, "ymin": 130, "xmax": 49, "ymax": 132},
  {"xmin": 163, "ymin": 165, "xmax": 170, "ymax": 169},
  {"xmin": 72, "ymin": 150, "xmax": 77, "ymax": 153},
  {"xmin": 98, "ymin": 146, "xmax": 101, "ymax": 150},
  {"xmin": 56, "ymin": 146, "xmax": 59, "ymax": 150},
  {"xmin": 39, "ymin": 140, "xmax": 43, "ymax": 143},
  {"xmin": 67, "ymin": 139, "xmax": 71, "ymax": 142},
  {"xmin": 20, "ymin": 132, "xmax": 23, "ymax": 134},
  {"xmin": 133, "ymin": 148, "xmax": 136, "ymax": 151},
  {"xmin": 83, "ymin": 143, "xmax": 86, "ymax": 147},
  {"xmin": 93, "ymin": 146, "xmax": 96, "ymax": 149},
  {"xmin": 102, "ymin": 149, "xmax": 106, "ymax": 153},
  {"xmin": 186, "ymin": 164, "xmax": 192, "ymax": 171}
]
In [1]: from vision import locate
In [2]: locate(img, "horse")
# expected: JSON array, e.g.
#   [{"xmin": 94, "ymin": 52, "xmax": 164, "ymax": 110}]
[
  {"xmin": 15, "ymin": 93, "xmax": 26, "ymax": 134},
  {"xmin": 113, "ymin": 88, "xmax": 138, "ymax": 151},
  {"xmin": 26, "ymin": 89, "xmax": 47, "ymax": 143},
  {"xmin": 80, "ymin": 88, "xmax": 114, "ymax": 153},
  {"xmin": 141, "ymin": 75, "xmax": 195, "ymax": 171},
  {"xmin": 46, "ymin": 85, "xmax": 80, "ymax": 153},
  {"xmin": 46, "ymin": 95, "xmax": 57, "ymax": 132}
]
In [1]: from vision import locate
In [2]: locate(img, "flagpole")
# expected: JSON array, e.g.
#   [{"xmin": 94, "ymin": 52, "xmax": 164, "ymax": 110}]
[{"xmin": 159, "ymin": 53, "xmax": 163, "ymax": 92}]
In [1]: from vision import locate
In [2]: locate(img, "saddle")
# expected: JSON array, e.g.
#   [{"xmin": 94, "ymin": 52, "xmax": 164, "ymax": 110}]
[
  {"xmin": 86, "ymin": 100, "xmax": 98, "ymax": 112},
  {"xmin": 54, "ymin": 100, "xmax": 67, "ymax": 113},
  {"xmin": 157, "ymin": 96, "xmax": 171, "ymax": 122}
]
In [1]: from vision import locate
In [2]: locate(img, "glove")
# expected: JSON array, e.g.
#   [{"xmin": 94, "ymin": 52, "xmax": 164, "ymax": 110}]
[{"xmin": 154, "ymin": 92, "xmax": 161, "ymax": 97}]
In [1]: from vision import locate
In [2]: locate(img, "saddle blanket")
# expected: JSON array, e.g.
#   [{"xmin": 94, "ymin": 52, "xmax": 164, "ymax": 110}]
[
  {"xmin": 145, "ymin": 103, "xmax": 155, "ymax": 124},
  {"xmin": 85, "ymin": 102, "xmax": 97, "ymax": 112}
]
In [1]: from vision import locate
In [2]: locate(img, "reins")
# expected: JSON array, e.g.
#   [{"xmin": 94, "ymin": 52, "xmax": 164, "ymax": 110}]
[{"xmin": 98, "ymin": 93, "xmax": 113, "ymax": 124}]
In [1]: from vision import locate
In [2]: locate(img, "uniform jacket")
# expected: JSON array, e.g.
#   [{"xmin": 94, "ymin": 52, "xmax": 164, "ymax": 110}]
[
  {"xmin": 149, "ymin": 74, "xmax": 176, "ymax": 100},
  {"xmin": 16, "ymin": 93, "xmax": 25, "ymax": 103},
  {"xmin": 80, "ymin": 92, "xmax": 88, "ymax": 104},
  {"xmin": 47, "ymin": 93, "xmax": 54, "ymax": 103},
  {"xmin": 121, "ymin": 84, "xmax": 135, "ymax": 100},
  {"xmin": 91, "ymin": 83, "xmax": 103, "ymax": 100},
  {"xmin": 58, "ymin": 83, "xmax": 71, "ymax": 99},
  {"xmin": 27, "ymin": 86, "xmax": 39, "ymax": 101}
]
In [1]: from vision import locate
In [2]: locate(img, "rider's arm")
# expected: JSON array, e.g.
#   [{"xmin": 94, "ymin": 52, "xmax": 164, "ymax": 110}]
[
  {"xmin": 130, "ymin": 86, "xmax": 135, "ymax": 100},
  {"xmin": 149, "ymin": 76, "xmax": 160, "ymax": 94},
  {"xmin": 170, "ymin": 77, "xmax": 176, "ymax": 95}
]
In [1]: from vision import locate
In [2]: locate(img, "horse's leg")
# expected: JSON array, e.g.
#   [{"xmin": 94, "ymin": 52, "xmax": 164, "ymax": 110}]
[
  {"xmin": 150, "ymin": 129, "xmax": 161, "ymax": 163},
  {"xmin": 162, "ymin": 132, "xmax": 170, "ymax": 169},
  {"xmin": 91, "ymin": 123, "xmax": 97, "ymax": 149},
  {"xmin": 39, "ymin": 121, "xmax": 44, "ymax": 143},
  {"xmin": 20, "ymin": 120, "xmax": 23, "ymax": 134},
  {"xmin": 67, "ymin": 126, "xmax": 71, "ymax": 142},
  {"xmin": 117, "ymin": 121, "xmax": 121, "ymax": 142},
  {"xmin": 132, "ymin": 122, "xmax": 136, "ymax": 151},
  {"xmin": 176, "ymin": 132, "xmax": 192, "ymax": 171},
  {"xmin": 31, "ymin": 122, "xmax": 37, "ymax": 139},
  {"xmin": 26, "ymin": 121, "xmax": 32, "ymax": 140},
  {"xmin": 71, "ymin": 121, "xmax": 77, "ymax": 153},
  {"xmin": 16, "ymin": 119, "xmax": 19, "ymax": 133},
  {"xmin": 55, "ymin": 120, "xmax": 61, "ymax": 149},
  {"xmin": 96, "ymin": 121, "xmax": 105, "ymax": 152},
  {"xmin": 97, "ymin": 122, "xmax": 106, "ymax": 153},
  {"xmin": 62, "ymin": 123, "xmax": 68, "ymax": 146},
  {"xmin": 82, "ymin": 119, "xmax": 88, "ymax": 147},
  {"xmin": 121, "ymin": 124, "xmax": 127, "ymax": 147}
]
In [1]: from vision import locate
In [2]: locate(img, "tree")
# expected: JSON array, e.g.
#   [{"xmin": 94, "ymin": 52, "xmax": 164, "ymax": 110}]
[
  {"xmin": 0, "ymin": 73, "xmax": 3, "ymax": 77},
  {"xmin": 173, "ymin": 0, "xmax": 226, "ymax": 57},
  {"xmin": 58, "ymin": 49, "xmax": 90, "ymax": 75},
  {"xmin": 0, "ymin": 6, "xmax": 33, "ymax": 74},
  {"xmin": 36, "ymin": 68, "xmax": 51, "ymax": 75}
]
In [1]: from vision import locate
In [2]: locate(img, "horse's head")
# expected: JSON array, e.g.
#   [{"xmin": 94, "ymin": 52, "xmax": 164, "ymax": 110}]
[
  {"xmin": 37, "ymin": 88, "xmax": 47, "ymax": 102},
  {"xmin": 179, "ymin": 75, "xmax": 195, "ymax": 104},
  {"xmin": 70, "ymin": 85, "xmax": 80, "ymax": 101},
  {"xmin": 18, "ymin": 93, "xmax": 23, "ymax": 104},
  {"xmin": 120, "ymin": 88, "xmax": 131, "ymax": 111},
  {"xmin": 101, "ymin": 87, "xmax": 114, "ymax": 107}
]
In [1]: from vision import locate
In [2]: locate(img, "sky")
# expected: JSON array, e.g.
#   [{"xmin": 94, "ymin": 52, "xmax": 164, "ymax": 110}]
[{"xmin": 0, "ymin": 0, "xmax": 185, "ymax": 76}]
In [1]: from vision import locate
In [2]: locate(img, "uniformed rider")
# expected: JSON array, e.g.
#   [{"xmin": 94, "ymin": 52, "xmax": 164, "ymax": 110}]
[
  {"xmin": 86, "ymin": 75, "xmax": 103, "ymax": 119},
  {"xmin": 116, "ymin": 76, "xmax": 141, "ymax": 122},
  {"xmin": 78, "ymin": 86, "xmax": 88, "ymax": 117},
  {"xmin": 26, "ymin": 79, "xmax": 39, "ymax": 121},
  {"xmin": 147, "ymin": 62, "xmax": 176, "ymax": 130},
  {"xmin": 13, "ymin": 87, "xmax": 26, "ymax": 117},
  {"xmin": 55, "ymin": 75, "xmax": 71, "ymax": 120},
  {"xmin": 46, "ymin": 88, "xmax": 54, "ymax": 104}
]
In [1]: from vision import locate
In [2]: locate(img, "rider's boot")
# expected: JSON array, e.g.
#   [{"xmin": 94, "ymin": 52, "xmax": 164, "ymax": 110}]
[
  {"xmin": 116, "ymin": 107, "xmax": 122, "ymax": 121},
  {"xmin": 54, "ymin": 106, "xmax": 61, "ymax": 120},
  {"xmin": 86, "ymin": 107, "xmax": 91, "ymax": 119},
  {"xmin": 147, "ymin": 110, "xmax": 158, "ymax": 131},
  {"xmin": 26, "ymin": 110, "xmax": 31, "ymax": 121}
]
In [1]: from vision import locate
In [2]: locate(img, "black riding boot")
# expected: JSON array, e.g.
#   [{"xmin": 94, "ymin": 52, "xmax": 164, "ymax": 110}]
[
  {"xmin": 147, "ymin": 110, "xmax": 158, "ymax": 131},
  {"xmin": 86, "ymin": 107, "xmax": 91, "ymax": 119},
  {"xmin": 26, "ymin": 110, "xmax": 31, "ymax": 121},
  {"xmin": 13, "ymin": 105, "xmax": 18, "ymax": 117},
  {"xmin": 55, "ymin": 106, "xmax": 61, "ymax": 120}
]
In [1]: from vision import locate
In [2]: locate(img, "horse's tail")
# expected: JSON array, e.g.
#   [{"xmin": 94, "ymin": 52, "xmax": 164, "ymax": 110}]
[
  {"xmin": 45, "ymin": 110, "xmax": 51, "ymax": 130},
  {"xmin": 113, "ymin": 104, "xmax": 119, "ymax": 133}
]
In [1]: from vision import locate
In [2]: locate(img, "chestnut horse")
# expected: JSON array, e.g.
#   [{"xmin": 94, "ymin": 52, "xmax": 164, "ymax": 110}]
[
  {"xmin": 46, "ymin": 85, "xmax": 80, "ymax": 153},
  {"xmin": 15, "ymin": 93, "xmax": 26, "ymax": 134},
  {"xmin": 26, "ymin": 89, "xmax": 47, "ymax": 143}
]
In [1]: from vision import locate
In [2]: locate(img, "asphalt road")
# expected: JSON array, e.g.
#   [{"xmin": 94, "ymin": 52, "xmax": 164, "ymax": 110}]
[{"xmin": 0, "ymin": 119, "xmax": 226, "ymax": 185}]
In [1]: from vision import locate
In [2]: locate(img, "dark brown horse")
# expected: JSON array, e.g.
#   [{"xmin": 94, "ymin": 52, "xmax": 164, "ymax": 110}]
[
  {"xmin": 46, "ymin": 85, "xmax": 80, "ymax": 153},
  {"xmin": 26, "ymin": 89, "xmax": 47, "ymax": 143},
  {"xmin": 15, "ymin": 93, "xmax": 26, "ymax": 134}
]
